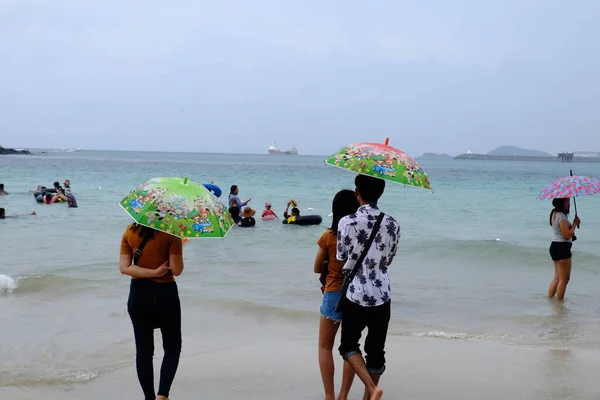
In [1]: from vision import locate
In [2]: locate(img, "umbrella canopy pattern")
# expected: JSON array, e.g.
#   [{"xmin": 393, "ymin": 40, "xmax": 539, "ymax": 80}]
[
  {"xmin": 325, "ymin": 140, "xmax": 432, "ymax": 190},
  {"xmin": 119, "ymin": 177, "xmax": 234, "ymax": 239},
  {"xmin": 538, "ymin": 175, "xmax": 600, "ymax": 200}
]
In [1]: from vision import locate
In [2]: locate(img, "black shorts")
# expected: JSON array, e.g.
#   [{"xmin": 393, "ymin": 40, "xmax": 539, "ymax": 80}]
[{"xmin": 549, "ymin": 241, "xmax": 572, "ymax": 261}]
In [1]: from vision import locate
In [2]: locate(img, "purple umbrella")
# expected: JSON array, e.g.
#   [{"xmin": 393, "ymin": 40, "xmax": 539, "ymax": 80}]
[{"xmin": 538, "ymin": 169, "xmax": 600, "ymax": 226}]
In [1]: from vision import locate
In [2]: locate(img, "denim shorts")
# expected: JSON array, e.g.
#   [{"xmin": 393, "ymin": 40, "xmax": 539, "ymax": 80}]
[{"xmin": 320, "ymin": 290, "xmax": 343, "ymax": 322}]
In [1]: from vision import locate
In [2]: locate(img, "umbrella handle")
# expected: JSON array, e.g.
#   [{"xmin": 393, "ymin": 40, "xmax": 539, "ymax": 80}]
[{"xmin": 570, "ymin": 169, "xmax": 580, "ymax": 227}]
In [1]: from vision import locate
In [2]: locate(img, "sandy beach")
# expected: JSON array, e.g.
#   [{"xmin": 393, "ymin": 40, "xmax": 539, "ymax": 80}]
[{"xmin": 3, "ymin": 305, "xmax": 599, "ymax": 400}]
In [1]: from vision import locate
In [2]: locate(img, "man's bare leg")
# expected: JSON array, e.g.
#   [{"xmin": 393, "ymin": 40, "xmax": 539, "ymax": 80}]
[
  {"xmin": 347, "ymin": 354, "xmax": 383, "ymax": 400},
  {"xmin": 362, "ymin": 374, "xmax": 382, "ymax": 400}
]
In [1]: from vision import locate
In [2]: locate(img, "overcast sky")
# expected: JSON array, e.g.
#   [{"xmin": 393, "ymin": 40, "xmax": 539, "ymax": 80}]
[{"xmin": 1, "ymin": 0, "xmax": 599, "ymax": 156}]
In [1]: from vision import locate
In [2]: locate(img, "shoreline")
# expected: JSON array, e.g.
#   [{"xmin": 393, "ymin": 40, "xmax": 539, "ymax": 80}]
[{"xmin": 3, "ymin": 307, "xmax": 599, "ymax": 400}]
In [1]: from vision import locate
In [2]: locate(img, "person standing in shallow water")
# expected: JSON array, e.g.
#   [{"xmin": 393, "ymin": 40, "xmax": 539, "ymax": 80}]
[
  {"xmin": 313, "ymin": 189, "xmax": 359, "ymax": 400},
  {"xmin": 548, "ymin": 197, "xmax": 580, "ymax": 301},
  {"xmin": 228, "ymin": 185, "xmax": 251, "ymax": 212},
  {"xmin": 337, "ymin": 174, "xmax": 400, "ymax": 400},
  {"xmin": 119, "ymin": 223, "xmax": 184, "ymax": 400}
]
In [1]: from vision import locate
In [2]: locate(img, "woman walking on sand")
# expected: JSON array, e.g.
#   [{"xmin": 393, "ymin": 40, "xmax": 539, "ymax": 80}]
[
  {"xmin": 314, "ymin": 189, "xmax": 359, "ymax": 400},
  {"xmin": 548, "ymin": 198, "xmax": 580, "ymax": 301},
  {"xmin": 119, "ymin": 223, "xmax": 184, "ymax": 400}
]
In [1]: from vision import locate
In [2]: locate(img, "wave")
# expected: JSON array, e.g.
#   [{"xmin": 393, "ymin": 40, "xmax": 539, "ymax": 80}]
[
  {"xmin": 191, "ymin": 297, "xmax": 317, "ymax": 321},
  {"xmin": 0, "ymin": 274, "xmax": 108, "ymax": 295},
  {"xmin": 191, "ymin": 298, "xmax": 520, "ymax": 343},
  {"xmin": 193, "ymin": 297, "xmax": 600, "ymax": 349},
  {"xmin": 0, "ymin": 356, "xmax": 133, "ymax": 388},
  {"xmin": 0, "ymin": 369, "xmax": 99, "ymax": 387},
  {"xmin": 399, "ymin": 330, "xmax": 510, "ymax": 341},
  {"xmin": 0, "ymin": 274, "xmax": 19, "ymax": 293},
  {"xmin": 408, "ymin": 238, "xmax": 600, "ymax": 265}
]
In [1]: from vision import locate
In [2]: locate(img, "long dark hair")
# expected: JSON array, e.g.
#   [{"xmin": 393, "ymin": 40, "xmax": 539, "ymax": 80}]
[
  {"xmin": 129, "ymin": 223, "xmax": 156, "ymax": 240},
  {"xmin": 230, "ymin": 185, "xmax": 238, "ymax": 195},
  {"xmin": 330, "ymin": 189, "xmax": 360, "ymax": 234},
  {"xmin": 549, "ymin": 198, "xmax": 569, "ymax": 226}
]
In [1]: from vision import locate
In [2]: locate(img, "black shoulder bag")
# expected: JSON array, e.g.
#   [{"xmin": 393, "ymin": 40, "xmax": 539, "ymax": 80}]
[
  {"xmin": 335, "ymin": 212, "xmax": 385, "ymax": 313},
  {"xmin": 132, "ymin": 231, "xmax": 153, "ymax": 265}
]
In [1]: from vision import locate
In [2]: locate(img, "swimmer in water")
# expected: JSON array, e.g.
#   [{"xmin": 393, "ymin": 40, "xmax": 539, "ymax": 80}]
[
  {"xmin": 229, "ymin": 198, "xmax": 240, "ymax": 224},
  {"xmin": 283, "ymin": 201, "xmax": 300, "ymax": 219},
  {"xmin": 261, "ymin": 202, "xmax": 279, "ymax": 219},
  {"xmin": 0, "ymin": 208, "xmax": 36, "ymax": 219},
  {"xmin": 0, "ymin": 183, "xmax": 8, "ymax": 195},
  {"xmin": 63, "ymin": 179, "xmax": 72, "ymax": 194},
  {"xmin": 239, "ymin": 207, "xmax": 256, "ymax": 227},
  {"xmin": 52, "ymin": 187, "xmax": 68, "ymax": 202}
]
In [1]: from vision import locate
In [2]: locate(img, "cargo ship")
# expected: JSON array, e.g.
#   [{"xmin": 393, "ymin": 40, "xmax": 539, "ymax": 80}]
[
  {"xmin": 268, "ymin": 142, "xmax": 282, "ymax": 154},
  {"xmin": 268, "ymin": 142, "xmax": 297, "ymax": 155},
  {"xmin": 284, "ymin": 145, "xmax": 298, "ymax": 155}
]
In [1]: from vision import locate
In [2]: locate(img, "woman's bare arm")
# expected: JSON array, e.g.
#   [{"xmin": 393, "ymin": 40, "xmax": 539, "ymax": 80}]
[
  {"xmin": 169, "ymin": 254, "xmax": 184, "ymax": 276},
  {"xmin": 559, "ymin": 220, "xmax": 577, "ymax": 240},
  {"xmin": 119, "ymin": 254, "xmax": 168, "ymax": 279},
  {"xmin": 314, "ymin": 247, "xmax": 327, "ymax": 273}
]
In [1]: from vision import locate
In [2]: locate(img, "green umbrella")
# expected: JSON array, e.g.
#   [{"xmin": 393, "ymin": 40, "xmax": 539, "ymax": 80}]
[
  {"xmin": 325, "ymin": 138, "xmax": 432, "ymax": 190},
  {"xmin": 119, "ymin": 177, "xmax": 234, "ymax": 239}
]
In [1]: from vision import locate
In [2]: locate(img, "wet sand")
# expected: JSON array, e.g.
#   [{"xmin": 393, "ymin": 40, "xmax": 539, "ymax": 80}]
[{"xmin": 3, "ymin": 308, "xmax": 599, "ymax": 400}]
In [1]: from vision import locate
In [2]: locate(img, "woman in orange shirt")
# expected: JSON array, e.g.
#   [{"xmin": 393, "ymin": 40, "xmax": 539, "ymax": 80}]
[
  {"xmin": 314, "ymin": 189, "xmax": 359, "ymax": 400},
  {"xmin": 119, "ymin": 224, "xmax": 184, "ymax": 400}
]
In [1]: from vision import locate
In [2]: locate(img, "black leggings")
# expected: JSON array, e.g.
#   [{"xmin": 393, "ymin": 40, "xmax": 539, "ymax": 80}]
[{"xmin": 127, "ymin": 279, "xmax": 182, "ymax": 400}]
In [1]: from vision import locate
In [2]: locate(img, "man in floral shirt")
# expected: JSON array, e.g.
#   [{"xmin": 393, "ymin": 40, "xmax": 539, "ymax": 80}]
[{"xmin": 337, "ymin": 174, "xmax": 400, "ymax": 400}]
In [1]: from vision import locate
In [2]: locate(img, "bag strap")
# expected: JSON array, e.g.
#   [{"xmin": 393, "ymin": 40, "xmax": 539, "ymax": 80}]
[
  {"xmin": 132, "ymin": 230, "xmax": 153, "ymax": 265},
  {"xmin": 345, "ymin": 212, "xmax": 385, "ymax": 283}
]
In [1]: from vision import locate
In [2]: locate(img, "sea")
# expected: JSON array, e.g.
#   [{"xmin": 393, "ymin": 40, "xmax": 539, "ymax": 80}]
[{"xmin": 1, "ymin": 150, "xmax": 600, "ymax": 389}]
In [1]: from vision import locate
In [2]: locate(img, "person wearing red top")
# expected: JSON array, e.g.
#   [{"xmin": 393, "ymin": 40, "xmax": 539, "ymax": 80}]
[{"xmin": 261, "ymin": 201, "xmax": 279, "ymax": 219}]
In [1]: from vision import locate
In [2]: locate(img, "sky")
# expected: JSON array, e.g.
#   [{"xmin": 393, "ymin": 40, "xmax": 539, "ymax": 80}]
[{"xmin": 1, "ymin": 0, "xmax": 599, "ymax": 156}]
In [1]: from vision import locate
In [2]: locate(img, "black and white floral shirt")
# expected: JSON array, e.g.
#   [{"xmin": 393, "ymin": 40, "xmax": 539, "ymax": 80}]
[{"xmin": 336, "ymin": 204, "xmax": 400, "ymax": 307}]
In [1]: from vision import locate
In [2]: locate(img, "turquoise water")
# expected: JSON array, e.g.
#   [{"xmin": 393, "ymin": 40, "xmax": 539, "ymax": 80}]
[{"xmin": 1, "ymin": 151, "xmax": 600, "ymax": 387}]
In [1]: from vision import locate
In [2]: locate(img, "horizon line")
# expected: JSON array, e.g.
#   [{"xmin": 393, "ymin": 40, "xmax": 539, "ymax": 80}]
[
  {"xmin": 13, "ymin": 148, "xmax": 463, "ymax": 158},
  {"xmin": 13, "ymin": 147, "xmax": 335, "ymax": 157}
]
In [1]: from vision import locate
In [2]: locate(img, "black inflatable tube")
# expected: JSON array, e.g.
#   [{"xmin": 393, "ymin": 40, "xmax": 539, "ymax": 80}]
[
  {"xmin": 33, "ymin": 188, "xmax": 56, "ymax": 197},
  {"xmin": 282, "ymin": 215, "xmax": 323, "ymax": 226}
]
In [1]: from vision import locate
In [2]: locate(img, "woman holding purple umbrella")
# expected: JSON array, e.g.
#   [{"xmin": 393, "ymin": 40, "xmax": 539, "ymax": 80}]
[{"xmin": 547, "ymin": 197, "xmax": 580, "ymax": 301}]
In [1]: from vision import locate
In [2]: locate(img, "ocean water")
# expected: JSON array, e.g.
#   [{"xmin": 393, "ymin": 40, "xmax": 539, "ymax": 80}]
[{"xmin": 1, "ymin": 151, "xmax": 600, "ymax": 388}]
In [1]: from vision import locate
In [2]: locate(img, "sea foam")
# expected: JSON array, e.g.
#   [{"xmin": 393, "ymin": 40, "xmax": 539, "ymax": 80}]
[{"xmin": 0, "ymin": 274, "xmax": 19, "ymax": 293}]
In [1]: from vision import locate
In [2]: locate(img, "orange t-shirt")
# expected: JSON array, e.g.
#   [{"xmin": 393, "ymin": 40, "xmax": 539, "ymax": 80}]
[
  {"xmin": 120, "ymin": 226, "xmax": 183, "ymax": 283},
  {"xmin": 317, "ymin": 230, "xmax": 344, "ymax": 292}
]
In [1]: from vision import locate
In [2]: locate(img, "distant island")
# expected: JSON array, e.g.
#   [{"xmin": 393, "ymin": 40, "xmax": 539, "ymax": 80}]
[
  {"xmin": 0, "ymin": 145, "xmax": 30, "ymax": 155},
  {"xmin": 486, "ymin": 145, "xmax": 552, "ymax": 157},
  {"xmin": 455, "ymin": 145, "xmax": 600, "ymax": 163},
  {"xmin": 418, "ymin": 152, "xmax": 453, "ymax": 159}
]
